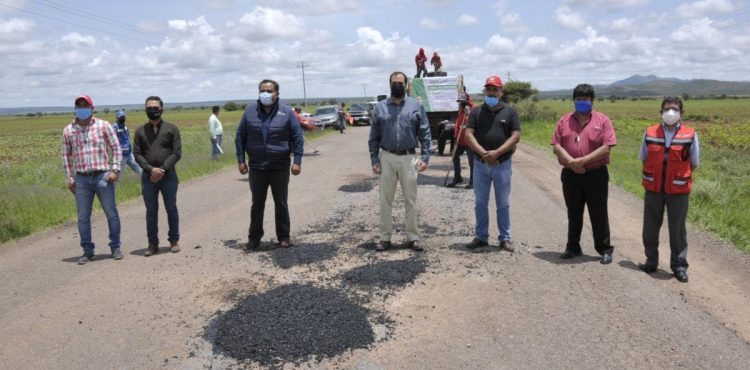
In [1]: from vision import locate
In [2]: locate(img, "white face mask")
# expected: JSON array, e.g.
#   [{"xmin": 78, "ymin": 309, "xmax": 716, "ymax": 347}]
[{"xmin": 662, "ymin": 108, "xmax": 680, "ymax": 126}]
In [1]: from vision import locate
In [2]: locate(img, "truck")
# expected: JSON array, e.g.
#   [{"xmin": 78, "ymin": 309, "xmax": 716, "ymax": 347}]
[{"xmin": 410, "ymin": 74, "xmax": 464, "ymax": 155}]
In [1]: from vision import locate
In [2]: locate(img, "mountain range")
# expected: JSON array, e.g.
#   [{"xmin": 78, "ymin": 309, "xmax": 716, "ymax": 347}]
[{"xmin": 539, "ymin": 74, "xmax": 750, "ymax": 99}]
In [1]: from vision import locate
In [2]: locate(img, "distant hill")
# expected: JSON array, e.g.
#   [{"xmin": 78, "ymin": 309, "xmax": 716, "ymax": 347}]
[{"xmin": 540, "ymin": 75, "xmax": 750, "ymax": 99}]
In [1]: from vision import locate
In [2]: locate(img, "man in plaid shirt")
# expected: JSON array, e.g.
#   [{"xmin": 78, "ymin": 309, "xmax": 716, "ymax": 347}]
[{"xmin": 62, "ymin": 94, "xmax": 123, "ymax": 265}]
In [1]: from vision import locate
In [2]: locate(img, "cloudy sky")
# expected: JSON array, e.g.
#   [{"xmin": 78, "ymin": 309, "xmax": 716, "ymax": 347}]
[{"xmin": 0, "ymin": 0, "xmax": 748, "ymax": 107}]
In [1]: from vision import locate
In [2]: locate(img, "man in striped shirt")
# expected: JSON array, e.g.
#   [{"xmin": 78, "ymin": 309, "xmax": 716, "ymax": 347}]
[{"xmin": 61, "ymin": 95, "xmax": 123, "ymax": 265}]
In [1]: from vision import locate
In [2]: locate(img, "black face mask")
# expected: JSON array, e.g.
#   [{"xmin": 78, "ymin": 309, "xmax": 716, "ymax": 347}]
[
  {"xmin": 116, "ymin": 118, "xmax": 126, "ymax": 125},
  {"xmin": 390, "ymin": 84, "xmax": 406, "ymax": 98},
  {"xmin": 146, "ymin": 107, "xmax": 162, "ymax": 120}
]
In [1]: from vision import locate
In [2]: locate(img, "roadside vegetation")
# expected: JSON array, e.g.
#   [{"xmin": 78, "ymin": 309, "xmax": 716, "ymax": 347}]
[
  {"xmin": 0, "ymin": 106, "xmax": 332, "ymax": 244},
  {"xmin": 516, "ymin": 98, "xmax": 750, "ymax": 252}
]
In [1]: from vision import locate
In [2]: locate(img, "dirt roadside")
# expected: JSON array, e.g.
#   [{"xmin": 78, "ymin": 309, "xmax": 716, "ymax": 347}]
[{"xmin": 0, "ymin": 126, "xmax": 748, "ymax": 369}]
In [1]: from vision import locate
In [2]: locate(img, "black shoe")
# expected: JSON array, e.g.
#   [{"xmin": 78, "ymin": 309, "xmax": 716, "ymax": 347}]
[
  {"xmin": 376, "ymin": 241, "xmax": 392, "ymax": 252},
  {"xmin": 560, "ymin": 249, "xmax": 582, "ymax": 259},
  {"xmin": 246, "ymin": 239, "xmax": 260, "ymax": 250},
  {"xmin": 674, "ymin": 270, "xmax": 689, "ymax": 283},
  {"xmin": 446, "ymin": 178, "xmax": 463, "ymax": 188},
  {"xmin": 407, "ymin": 240, "xmax": 424, "ymax": 252},
  {"xmin": 465, "ymin": 182, "xmax": 473, "ymax": 189},
  {"xmin": 465, "ymin": 238, "xmax": 488, "ymax": 251},
  {"xmin": 639, "ymin": 264, "xmax": 657, "ymax": 273},
  {"xmin": 600, "ymin": 252, "xmax": 613, "ymax": 264},
  {"xmin": 77, "ymin": 254, "xmax": 94, "ymax": 265}
]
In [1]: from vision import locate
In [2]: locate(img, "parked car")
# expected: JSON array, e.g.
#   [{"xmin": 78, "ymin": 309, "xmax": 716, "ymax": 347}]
[
  {"xmin": 313, "ymin": 105, "xmax": 339, "ymax": 128},
  {"xmin": 294, "ymin": 111, "xmax": 320, "ymax": 131},
  {"xmin": 347, "ymin": 103, "xmax": 371, "ymax": 125}
]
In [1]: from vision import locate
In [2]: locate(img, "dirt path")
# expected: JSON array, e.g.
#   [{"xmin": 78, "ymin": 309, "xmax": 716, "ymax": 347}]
[{"xmin": 1, "ymin": 126, "xmax": 749, "ymax": 369}]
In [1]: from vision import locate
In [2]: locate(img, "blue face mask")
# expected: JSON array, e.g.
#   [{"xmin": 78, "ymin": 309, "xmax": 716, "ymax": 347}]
[
  {"xmin": 574, "ymin": 100, "xmax": 592, "ymax": 114},
  {"xmin": 259, "ymin": 92, "xmax": 274, "ymax": 106},
  {"xmin": 75, "ymin": 107, "xmax": 92, "ymax": 120},
  {"xmin": 484, "ymin": 96, "xmax": 499, "ymax": 108}
]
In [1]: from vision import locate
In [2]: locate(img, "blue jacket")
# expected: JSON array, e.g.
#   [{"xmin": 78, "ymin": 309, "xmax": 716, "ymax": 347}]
[
  {"xmin": 114, "ymin": 122, "xmax": 132, "ymax": 156},
  {"xmin": 235, "ymin": 100, "xmax": 304, "ymax": 170}
]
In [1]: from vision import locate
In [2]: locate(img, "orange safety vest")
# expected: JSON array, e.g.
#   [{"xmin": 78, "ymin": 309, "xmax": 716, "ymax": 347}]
[{"xmin": 642, "ymin": 124, "xmax": 695, "ymax": 194}]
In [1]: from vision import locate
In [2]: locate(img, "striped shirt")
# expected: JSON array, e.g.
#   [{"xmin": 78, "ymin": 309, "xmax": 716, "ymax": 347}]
[{"xmin": 61, "ymin": 117, "xmax": 122, "ymax": 184}]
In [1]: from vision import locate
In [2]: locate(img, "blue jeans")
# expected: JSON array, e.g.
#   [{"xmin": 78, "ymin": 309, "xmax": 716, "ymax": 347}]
[
  {"xmin": 211, "ymin": 135, "xmax": 223, "ymax": 157},
  {"xmin": 473, "ymin": 158, "xmax": 512, "ymax": 241},
  {"xmin": 75, "ymin": 172, "xmax": 121, "ymax": 255},
  {"xmin": 141, "ymin": 170, "xmax": 179, "ymax": 245},
  {"xmin": 121, "ymin": 152, "xmax": 143, "ymax": 174}
]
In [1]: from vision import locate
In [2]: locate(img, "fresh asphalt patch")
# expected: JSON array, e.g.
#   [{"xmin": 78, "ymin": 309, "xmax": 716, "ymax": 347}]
[
  {"xmin": 341, "ymin": 257, "xmax": 427, "ymax": 288},
  {"xmin": 253, "ymin": 243, "xmax": 339, "ymax": 269},
  {"xmin": 212, "ymin": 284, "xmax": 374, "ymax": 367}
]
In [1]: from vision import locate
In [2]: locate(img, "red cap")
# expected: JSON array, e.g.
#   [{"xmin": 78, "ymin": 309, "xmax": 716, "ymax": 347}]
[
  {"xmin": 484, "ymin": 76, "xmax": 503, "ymax": 88},
  {"xmin": 75, "ymin": 94, "xmax": 93, "ymax": 107}
]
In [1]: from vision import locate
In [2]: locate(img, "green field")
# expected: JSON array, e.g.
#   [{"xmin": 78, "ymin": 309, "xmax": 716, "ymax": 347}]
[
  {"xmin": 0, "ymin": 107, "xmax": 332, "ymax": 244},
  {"xmin": 516, "ymin": 98, "xmax": 750, "ymax": 252}
]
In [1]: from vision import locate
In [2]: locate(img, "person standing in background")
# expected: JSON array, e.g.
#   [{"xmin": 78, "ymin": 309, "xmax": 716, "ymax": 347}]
[
  {"xmin": 114, "ymin": 110, "xmax": 142, "ymax": 174},
  {"xmin": 208, "ymin": 105, "xmax": 224, "ymax": 160}
]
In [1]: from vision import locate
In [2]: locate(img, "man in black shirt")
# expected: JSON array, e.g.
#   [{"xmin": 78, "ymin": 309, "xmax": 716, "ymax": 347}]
[
  {"xmin": 464, "ymin": 76, "xmax": 521, "ymax": 252},
  {"xmin": 133, "ymin": 96, "xmax": 182, "ymax": 257}
]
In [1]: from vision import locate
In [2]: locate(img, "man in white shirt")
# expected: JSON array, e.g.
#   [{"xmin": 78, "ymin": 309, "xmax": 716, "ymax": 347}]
[{"xmin": 209, "ymin": 105, "xmax": 224, "ymax": 160}]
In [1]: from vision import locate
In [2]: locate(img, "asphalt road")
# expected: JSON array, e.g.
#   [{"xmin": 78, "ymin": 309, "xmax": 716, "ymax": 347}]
[{"xmin": 1, "ymin": 125, "xmax": 749, "ymax": 369}]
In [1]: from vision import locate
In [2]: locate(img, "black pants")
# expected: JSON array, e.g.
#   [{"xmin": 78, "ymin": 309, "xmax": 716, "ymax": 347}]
[
  {"xmin": 416, "ymin": 65, "xmax": 427, "ymax": 78},
  {"xmin": 642, "ymin": 191, "xmax": 690, "ymax": 272},
  {"xmin": 249, "ymin": 168, "xmax": 290, "ymax": 242},
  {"xmin": 561, "ymin": 167, "xmax": 613, "ymax": 255},
  {"xmin": 453, "ymin": 144, "xmax": 474, "ymax": 183}
]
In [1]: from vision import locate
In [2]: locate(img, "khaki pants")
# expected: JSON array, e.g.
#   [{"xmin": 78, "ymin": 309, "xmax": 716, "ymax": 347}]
[{"xmin": 379, "ymin": 151, "xmax": 419, "ymax": 242}]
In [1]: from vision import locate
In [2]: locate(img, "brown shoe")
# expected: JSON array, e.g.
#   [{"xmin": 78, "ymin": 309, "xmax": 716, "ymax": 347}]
[
  {"xmin": 376, "ymin": 241, "xmax": 392, "ymax": 252},
  {"xmin": 144, "ymin": 243, "xmax": 159, "ymax": 257},
  {"xmin": 407, "ymin": 240, "xmax": 424, "ymax": 252},
  {"xmin": 279, "ymin": 239, "xmax": 292, "ymax": 248},
  {"xmin": 501, "ymin": 240, "xmax": 515, "ymax": 253},
  {"xmin": 170, "ymin": 241, "xmax": 181, "ymax": 253}
]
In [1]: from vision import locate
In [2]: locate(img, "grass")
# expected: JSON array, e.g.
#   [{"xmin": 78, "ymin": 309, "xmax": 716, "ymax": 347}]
[
  {"xmin": 0, "ymin": 106, "xmax": 333, "ymax": 244},
  {"xmin": 516, "ymin": 98, "xmax": 750, "ymax": 252}
]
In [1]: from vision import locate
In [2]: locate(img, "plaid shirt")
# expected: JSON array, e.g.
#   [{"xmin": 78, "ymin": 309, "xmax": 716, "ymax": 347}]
[{"xmin": 62, "ymin": 117, "xmax": 122, "ymax": 184}]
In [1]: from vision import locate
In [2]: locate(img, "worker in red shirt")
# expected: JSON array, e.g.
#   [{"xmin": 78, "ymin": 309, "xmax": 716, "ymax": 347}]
[
  {"xmin": 415, "ymin": 48, "xmax": 427, "ymax": 78},
  {"xmin": 431, "ymin": 51, "xmax": 442, "ymax": 73},
  {"xmin": 447, "ymin": 89, "xmax": 475, "ymax": 188}
]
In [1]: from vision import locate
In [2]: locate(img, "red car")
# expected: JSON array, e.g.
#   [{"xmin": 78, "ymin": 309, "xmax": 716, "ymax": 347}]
[{"xmin": 294, "ymin": 111, "xmax": 321, "ymax": 131}]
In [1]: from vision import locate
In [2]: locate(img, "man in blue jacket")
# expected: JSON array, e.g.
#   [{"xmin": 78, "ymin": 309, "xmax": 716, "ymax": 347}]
[
  {"xmin": 235, "ymin": 79, "xmax": 304, "ymax": 250},
  {"xmin": 114, "ymin": 110, "xmax": 142, "ymax": 174}
]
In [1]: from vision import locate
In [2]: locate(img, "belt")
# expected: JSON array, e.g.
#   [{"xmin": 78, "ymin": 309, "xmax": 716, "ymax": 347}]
[
  {"xmin": 382, "ymin": 148, "xmax": 416, "ymax": 155},
  {"xmin": 76, "ymin": 170, "xmax": 106, "ymax": 177}
]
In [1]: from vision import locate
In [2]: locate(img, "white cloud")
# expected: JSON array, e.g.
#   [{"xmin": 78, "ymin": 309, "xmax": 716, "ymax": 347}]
[
  {"xmin": 234, "ymin": 6, "xmax": 305, "ymax": 39},
  {"xmin": 264, "ymin": 0, "xmax": 360, "ymax": 15},
  {"xmin": 352, "ymin": 27, "xmax": 397, "ymax": 61},
  {"xmin": 136, "ymin": 20, "xmax": 163, "ymax": 33},
  {"xmin": 0, "ymin": 0, "xmax": 29, "ymax": 14},
  {"xmin": 555, "ymin": 6, "xmax": 586, "ymax": 30},
  {"xmin": 168, "ymin": 20, "xmax": 188, "ymax": 31},
  {"xmin": 607, "ymin": 17, "xmax": 634, "ymax": 32},
  {"xmin": 677, "ymin": 0, "xmax": 739, "ymax": 18},
  {"xmin": 420, "ymin": 18, "xmax": 444, "ymax": 29},
  {"xmin": 456, "ymin": 14, "xmax": 478, "ymax": 27},
  {"xmin": 0, "ymin": 18, "xmax": 34, "ymax": 43},
  {"xmin": 422, "ymin": 0, "xmax": 454, "ymax": 7},
  {"xmin": 61, "ymin": 32, "xmax": 96, "ymax": 47},
  {"xmin": 568, "ymin": 0, "xmax": 650, "ymax": 8},
  {"xmin": 485, "ymin": 34, "xmax": 515, "ymax": 54},
  {"xmin": 502, "ymin": 13, "xmax": 527, "ymax": 33}
]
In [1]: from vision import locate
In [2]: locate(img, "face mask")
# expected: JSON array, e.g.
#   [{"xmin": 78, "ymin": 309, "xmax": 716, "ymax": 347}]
[
  {"xmin": 390, "ymin": 84, "xmax": 406, "ymax": 98},
  {"xmin": 259, "ymin": 92, "xmax": 274, "ymax": 106},
  {"xmin": 574, "ymin": 100, "xmax": 592, "ymax": 114},
  {"xmin": 484, "ymin": 96, "xmax": 499, "ymax": 108},
  {"xmin": 75, "ymin": 108, "xmax": 92, "ymax": 120},
  {"xmin": 116, "ymin": 118, "xmax": 125, "ymax": 125},
  {"xmin": 662, "ymin": 109, "xmax": 680, "ymax": 126},
  {"xmin": 145, "ymin": 107, "xmax": 162, "ymax": 120}
]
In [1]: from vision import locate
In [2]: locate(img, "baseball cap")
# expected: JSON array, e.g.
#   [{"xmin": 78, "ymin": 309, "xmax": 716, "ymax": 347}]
[
  {"xmin": 116, "ymin": 110, "xmax": 126, "ymax": 118},
  {"xmin": 484, "ymin": 76, "xmax": 503, "ymax": 88},
  {"xmin": 75, "ymin": 94, "xmax": 93, "ymax": 107}
]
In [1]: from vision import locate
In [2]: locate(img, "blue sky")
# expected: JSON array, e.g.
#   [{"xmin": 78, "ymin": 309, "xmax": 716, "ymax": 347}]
[{"xmin": 0, "ymin": 0, "xmax": 748, "ymax": 107}]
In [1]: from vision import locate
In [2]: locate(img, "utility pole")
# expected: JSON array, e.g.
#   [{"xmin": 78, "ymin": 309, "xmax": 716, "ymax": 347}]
[
  {"xmin": 506, "ymin": 71, "xmax": 512, "ymax": 82},
  {"xmin": 297, "ymin": 60, "xmax": 309, "ymax": 110},
  {"xmin": 362, "ymin": 83, "xmax": 367, "ymax": 100}
]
